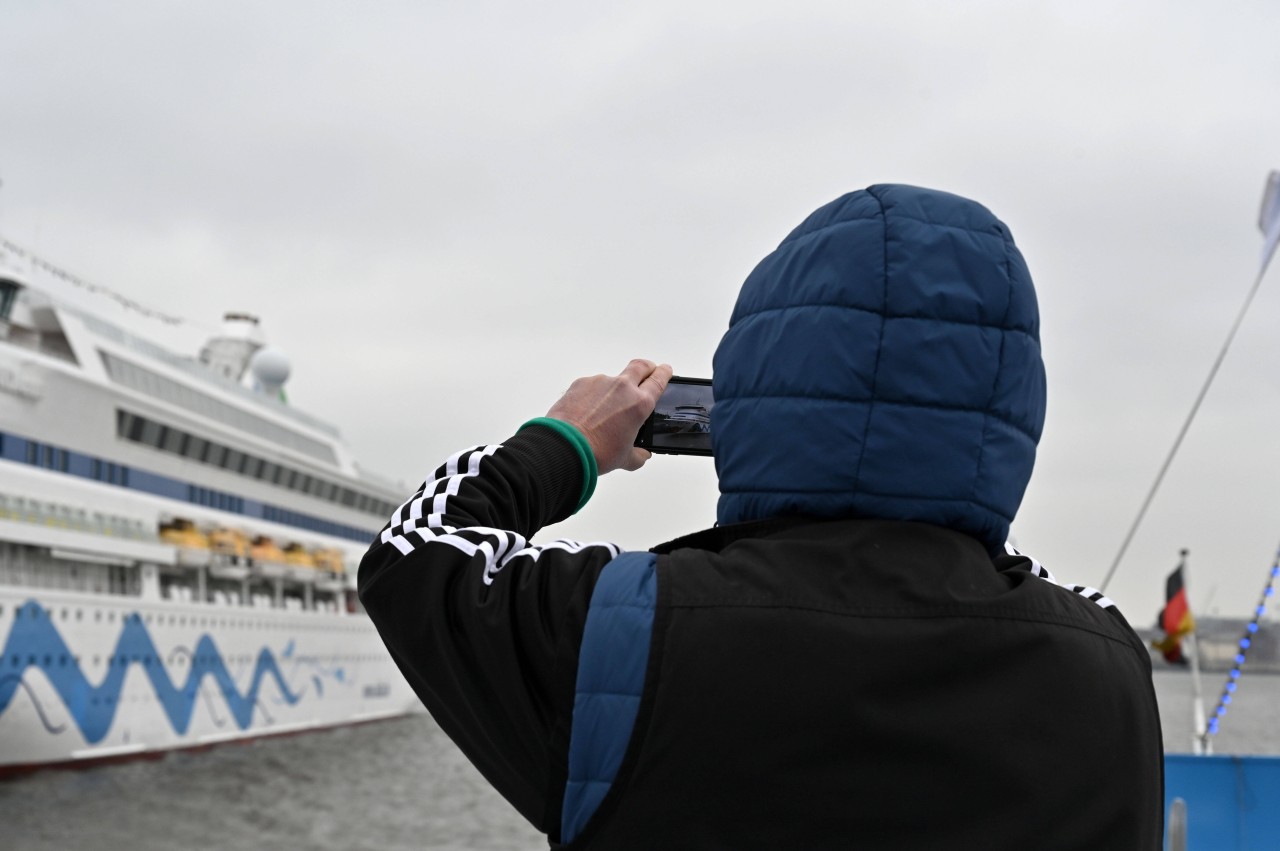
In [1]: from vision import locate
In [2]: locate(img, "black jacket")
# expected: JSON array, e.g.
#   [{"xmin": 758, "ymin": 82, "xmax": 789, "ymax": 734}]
[{"xmin": 359, "ymin": 426, "xmax": 1164, "ymax": 849}]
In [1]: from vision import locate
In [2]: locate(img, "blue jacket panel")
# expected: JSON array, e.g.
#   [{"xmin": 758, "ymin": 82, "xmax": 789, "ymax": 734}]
[
  {"xmin": 561, "ymin": 551, "xmax": 658, "ymax": 843},
  {"xmin": 712, "ymin": 184, "xmax": 1046, "ymax": 552}
]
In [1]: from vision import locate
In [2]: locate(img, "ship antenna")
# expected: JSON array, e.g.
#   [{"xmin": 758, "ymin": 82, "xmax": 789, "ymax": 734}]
[{"xmin": 1100, "ymin": 172, "xmax": 1280, "ymax": 592}]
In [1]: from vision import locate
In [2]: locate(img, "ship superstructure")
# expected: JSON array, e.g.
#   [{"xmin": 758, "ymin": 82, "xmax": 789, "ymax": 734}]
[{"xmin": 0, "ymin": 238, "xmax": 417, "ymax": 771}]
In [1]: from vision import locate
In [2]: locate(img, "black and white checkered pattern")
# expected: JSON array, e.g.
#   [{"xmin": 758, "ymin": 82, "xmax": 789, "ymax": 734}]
[
  {"xmin": 378, "ymin": 443, "xmax": 619, "ymax": 586},
  {"xmin": 1004, "ymin": 543, "xmax": 1115, "ymax": 610}
]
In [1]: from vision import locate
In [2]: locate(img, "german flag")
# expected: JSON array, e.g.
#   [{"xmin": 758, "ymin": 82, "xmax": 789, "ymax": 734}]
[{"xmin": 1152, "ymin": 561, "xmax": 1195, "ymax": 664}]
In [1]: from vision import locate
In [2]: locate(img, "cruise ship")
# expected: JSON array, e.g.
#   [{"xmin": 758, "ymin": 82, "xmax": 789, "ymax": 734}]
[{"xmin": 0, "ymin": 237, "xmax": 419, "ymax": 773}]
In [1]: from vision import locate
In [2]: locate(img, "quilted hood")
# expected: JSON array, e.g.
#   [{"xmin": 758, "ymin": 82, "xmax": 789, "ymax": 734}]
[{"xmin": 711, "ymin": 184, "xmax": 1046, "ymax": 553}]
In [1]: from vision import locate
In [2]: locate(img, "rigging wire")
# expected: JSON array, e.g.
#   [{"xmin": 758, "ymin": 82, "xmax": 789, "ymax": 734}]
[{"xmin": 1099, "ymin": 260, "xmax": 1273, "ymax": 593}]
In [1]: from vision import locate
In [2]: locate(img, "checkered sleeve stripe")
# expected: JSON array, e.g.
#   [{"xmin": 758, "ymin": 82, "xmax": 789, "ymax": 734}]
[
  {"xmin": 1063, "ymin": 584, "xmax": 1117, "ymax": 610},
  {"xmin": 1004, "ymin": 545, "xmax": 1114, "ymax": 608},
  {"xmin": 379, "ymin": 444, "xmax": 501, "ymax": 554},
  {"xmin": 509, "ymin": 539, "xmax": 622, "ymax": 564},
  {"xmin": 1003, "ymin": 542, "xmax": 1058, "ymax": 585},
  {"xmin": 376, "ymin": 443, "xmax": 622, "ymax": 584}
]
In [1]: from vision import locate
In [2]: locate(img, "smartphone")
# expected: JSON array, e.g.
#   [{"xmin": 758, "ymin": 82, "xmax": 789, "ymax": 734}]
[{"xmin": 634, "ymin": 376, "xmax": 714, "ymax": 456}]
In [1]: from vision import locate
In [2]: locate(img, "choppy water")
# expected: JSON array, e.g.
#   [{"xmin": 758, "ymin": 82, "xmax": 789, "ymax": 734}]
[
  {"xmin": 2, "ymin": 714, "xmax": 543, "ymax": 851},
  {"xmin": 4, "ymin": 669, "xmax": 1278, "ymax": 850}
]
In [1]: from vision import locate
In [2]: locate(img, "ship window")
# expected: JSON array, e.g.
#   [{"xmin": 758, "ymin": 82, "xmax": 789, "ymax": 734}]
[
  {"xmin": 246, "ymin": 457, "xmax": 265, "ymax": 479},
  {"xmin": 222, "ymin": 449, "xmax": 243, "ymax": 471},
  {"xmin": 0, "ymin": 280, "xmax": 18, "ymax": 321},
  {"xmin": 206, "ymin": 444, "xmax": 227, "ymax": 467},
  {"xmin": 184, "ymin": 436, "xmax": 208, "ymax": 460},
  {"xmin": 162, "ymin": 428, "xmax": 185, "ymax": 454},
  {"xmin": 140, "ymin": 419, "xmax": 163, "ymax": 447}
]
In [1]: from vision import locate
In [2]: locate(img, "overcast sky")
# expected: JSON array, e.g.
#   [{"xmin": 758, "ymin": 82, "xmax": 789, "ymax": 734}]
[{"xmin": 3, "ymin": 1, "xmax": 1280, "ymax": 624}]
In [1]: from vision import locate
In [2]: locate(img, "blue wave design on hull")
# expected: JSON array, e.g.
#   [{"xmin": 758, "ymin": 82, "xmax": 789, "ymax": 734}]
[{"xmin": 0, "ymin": 600, "xmax": 301, "ymax": 743}]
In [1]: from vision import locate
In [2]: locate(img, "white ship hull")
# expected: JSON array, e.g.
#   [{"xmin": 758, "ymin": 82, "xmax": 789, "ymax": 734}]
[
  {"xmin": 0, "ymin": 586, "xmax": 415, "ymax": 772},
  {"xmin": 0, "ymin": 238, "xmax": 421, "ymax": 771}
]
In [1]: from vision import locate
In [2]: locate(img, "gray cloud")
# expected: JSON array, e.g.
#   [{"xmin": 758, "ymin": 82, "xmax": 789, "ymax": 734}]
[{"xmin": 3, "ymin": 0, "xmax": 1280, "ymax": 623}]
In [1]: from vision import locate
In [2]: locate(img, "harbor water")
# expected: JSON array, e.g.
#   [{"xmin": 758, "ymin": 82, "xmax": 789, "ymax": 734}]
[{"xmin": 3, "ymin": 669, "xmax": 1277, "ymax": 850}]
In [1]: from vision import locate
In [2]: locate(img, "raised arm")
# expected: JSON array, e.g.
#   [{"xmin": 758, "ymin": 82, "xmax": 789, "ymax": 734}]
[{"xmin": 357, "ymin": 360, "xmax": 669, "ymax": 833}]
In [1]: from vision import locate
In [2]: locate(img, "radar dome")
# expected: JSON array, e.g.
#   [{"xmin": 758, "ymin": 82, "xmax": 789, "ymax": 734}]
[{"xmin": 249, "ymin": 347, "xmax": 291, "ymax": 398}]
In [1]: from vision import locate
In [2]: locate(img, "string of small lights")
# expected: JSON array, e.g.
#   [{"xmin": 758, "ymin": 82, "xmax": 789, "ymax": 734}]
[
  {"xmin": 1205, "ymin": 545, "xmax": 1280, "ymax": 738},
  {"xmin": 0, "ymin": 235, "xmax": 184, "ymax": 325}
]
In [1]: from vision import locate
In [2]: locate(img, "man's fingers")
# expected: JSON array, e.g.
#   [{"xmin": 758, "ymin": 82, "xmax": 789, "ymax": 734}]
[
  {"xmin": 620, "ymin": 359, "xmax": 659, "ymax": 386},
  {"xmin": 622, "ymin": 360, "xmax": 672, "ymax": 408},
  {"xmin": 623, "ymin": 447, "xmax": 652, "ymax": 472},
  {"xmin": 642, "ymin": 363, "xmax": 673, "ymax": 401}
]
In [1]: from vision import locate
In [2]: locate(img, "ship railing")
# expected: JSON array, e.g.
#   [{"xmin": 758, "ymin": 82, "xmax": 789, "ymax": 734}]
[{"xmin": 0, "ymin": 493, "xmax": 154, "ymax": 541}]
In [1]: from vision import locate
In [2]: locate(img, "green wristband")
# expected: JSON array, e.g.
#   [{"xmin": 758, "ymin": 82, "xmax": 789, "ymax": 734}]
[{"xmin": 519, "ymin": 417, "xmax": 599, "ymax": 513}]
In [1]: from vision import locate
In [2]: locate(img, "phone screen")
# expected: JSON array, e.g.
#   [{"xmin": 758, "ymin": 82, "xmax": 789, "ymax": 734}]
[{"xmin": 634, "ymin": 376, "xmax": 714, "ymax": 456}]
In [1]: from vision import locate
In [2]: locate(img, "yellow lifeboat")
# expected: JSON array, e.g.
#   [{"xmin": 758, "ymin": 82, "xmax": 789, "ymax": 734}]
[
  {"xmin": 159, "ymin": 517, "xmax": 211, "ymax": 567},
  {"xmin": 282, "ymin": 542, "xmax": 316, "ymax": 568},
  {"xmin": 312, "ymin": 547, "xmax": 345, "ymax": 575},
  {"xmin": 209, "ymin": 527, "xmax": 249, "ymax": 562},
  {"xmin": 250, "ymin": 535, "xmax": 286, "ymax": 564},
  {"xmin": 159, "ymin": 517, "xmax": 210, "ymax": 549}
]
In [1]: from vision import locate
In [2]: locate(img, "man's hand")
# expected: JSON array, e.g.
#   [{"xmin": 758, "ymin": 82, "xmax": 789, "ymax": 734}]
[{"xmin": 546, "ymin": 359, "xmax": 673, "ymax": 474}]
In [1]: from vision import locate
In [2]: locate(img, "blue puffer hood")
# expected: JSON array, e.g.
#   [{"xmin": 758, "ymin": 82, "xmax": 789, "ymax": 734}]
[{"xmin": 712, "ymin": 184, "xmax": 1046, "ymax": 553}]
